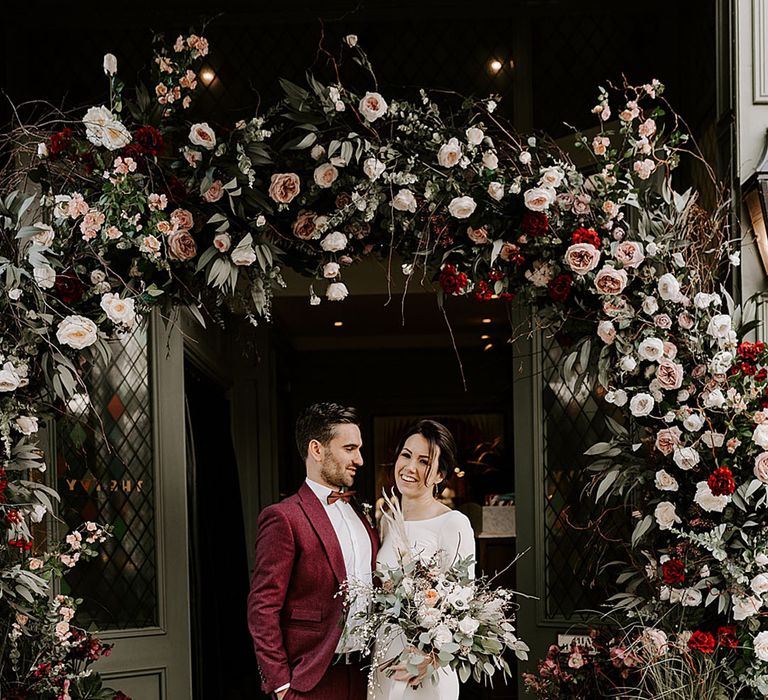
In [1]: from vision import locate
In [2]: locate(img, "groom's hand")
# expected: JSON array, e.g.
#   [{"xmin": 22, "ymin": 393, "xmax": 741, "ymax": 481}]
[{"xmin": 389, "ymin": 648, "xmax": 433, "ymax": 687}]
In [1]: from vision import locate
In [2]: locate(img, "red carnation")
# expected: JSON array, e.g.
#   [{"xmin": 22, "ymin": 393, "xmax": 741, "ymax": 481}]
[
  {"xmin": 687, "ymin": 631, "xmax": 716, "ymax": 654},
  {"xmin": 571, "ymin": 227, "xmax": 601, "ymax": 248},
  {"xmin": 717, "ymin": 625, "xmax": 738, "ymax": 649},
  {"xmin": 521, "ymin": 211, "xmax": 549, "ymax": 237},
  {"xmin": 737, "ymin": 341, "xmax": 765, "ymax": 361},
  {"xmin": 708, "ymin": 466, "xmax": 736, "ymax": 496},
  {"xmin": 439, "ymin": 264, "xmax": 468, "ymax": 296},
  {"xmin": 54, "ymin": 273, "xmax": 84, "ymax": 304},
  {"xmin": 661, "ymin": 559, "xmax": 685, "ymax": 585},
  {"xmin": 134, "ymin": 126, "xmax": 165, "ymax": 156},
  {"xmin": 547, "ymin": 273, "xmax": 573, "ymax": 303}
]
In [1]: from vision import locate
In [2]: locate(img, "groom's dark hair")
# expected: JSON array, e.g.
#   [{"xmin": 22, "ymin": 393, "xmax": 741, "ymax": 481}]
[{"xmin": 295, "ymin": 402, "xmax": 359, "ymax": 459}]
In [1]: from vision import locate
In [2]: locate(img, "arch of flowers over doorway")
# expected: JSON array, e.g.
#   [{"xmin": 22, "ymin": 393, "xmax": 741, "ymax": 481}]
[{"xmin": 0, "ymin": 30, "xmax": 764, "ymax": 698}]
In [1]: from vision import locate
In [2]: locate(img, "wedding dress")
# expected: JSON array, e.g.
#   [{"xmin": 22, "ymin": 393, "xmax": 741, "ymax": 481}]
[{"xmin": 367, "ymin": 509, "xmax": 476, "ymax": 700}]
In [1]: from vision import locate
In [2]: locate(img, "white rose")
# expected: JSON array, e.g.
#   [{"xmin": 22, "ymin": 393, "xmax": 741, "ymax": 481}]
[
  {"xmin": 642, "ymin": 296, "xmax": 659, "ymax": 315},
  {"xmin": 320, "ymin": 231, "xmax": 348, "ymax": 253},
  {"xmin": 313, "ymin": 162, "xmax": 339, "ymax": 189},
  {"xmin": 519, "ymin": 151, "xmax": 532, "ymax": 165},
  {"xmin": 418, "ymin": 606, "xmax": 442, "ymax": 629},
  {"xmin": 620, "ymin": 356, "xmax": 637, "ymax": 372},
  {"xmin": 30, "ymin": 222, "xmax": 55, "ymax": 248},
  {"xmin": 657, "ymin": 273, "xmax": 682, "ymax": 302},
  {"xmin": 707, "ymin": 314, "xmax": 732, "ymax": 339},
  {"xmin": 757, "ymin": 553, "xmax": 768, "ymax": 567},
  {"xmin": 488, "ymin": 181, "xmax": 504, "ymax": 201},
  {"xmin": 694, "ymin": 481, "xmax": 729, "ymax": 512},
  {"xmin": 680, "ymin": 588, "xmax": 703, "ymax": 607},
  {"xmin": 630, "ymin": 393, "xmax": 655, "ymax": 417},
  {"xmin": 56, "ymin": 316, "xmax": 98, "ymax": 349},
  {"xmin": 213, "ymin": 233, "xmax": 231, "ymax": 252},
  {"xmin": 392, "ymin": 189, "xmax": 417, "ymax": 213},
  {"xmin": 673, "ymin": 447, "xmax": 700, "ymax": 471},
  {"xmin": 15, "ymin": 416, "xmax": 39, "ymax": 435},
  {"xmin": 733, "ymin": 594, "xmax": 762, "ymax": 621},
  {"xmin": 358, "ymin": 91, "xmax": 388, "ymax": 122},
  {"xmin": 753, "ymin": 424, "xmax": 768, "ymax": 449},
  {"xmin": 0, "ymin": 363, "xmax": 21, "ymax": 392},
  {"xmin": 654, "ymin": 501, "xmax": 681, "ymax": 530},
  {"xmin": 103, "ymin": 53, "xmax": 117, "ymax": 76},
  {"xmin": 458, "ymin": 617, "xmax": 480, "ymax": 636},
  {"xmin": 189, "ymin": 122, "xmax": 217, "ymax": 150},
  {"xmin": 82, "ymin": 105, "xmax": 113, "ymax": 146},
  {"xmin": 751, "ymin": 573, "xmax": 768, "ymax": 596},
  {"xmin": 710, "ymin": 350, "xmax": 734, "ymax": 375},
  {"xmin": 683, "ymin": 412, "xmax": 705, "ymax": 432},
  {"xmin": 323, "ymin": 262, "xmax": 340, "ymax": 278},
  {"xmin": 754, "ymin": 632, "xmax": 768, "ymax": 662},
  {"xmin": 99, "ymin": 119, "xmax": 131, "ymax": 151},
  {"xmin": 466, "ymin": 127, "xmax": 484, "ymax": 145},
  {"xmin": 231, "ymin": 244, "xmax": 257, "ymax": 266},
  {"xmin": 37, "ymin": 142, "xmax": 48, "ymax": 158},
  {"xmin": 523, "ymin": 187, "xmax": 555, "ymax": 211},
  {"xmin": 482, "ymin": 151, "xmax": 499, "ymax": 170},
  {"xmin": 539, "ymin": 167, "xmax": 564, "ymax": 188},
  {"xmin": 694, "ymin": 292, "xmax": 714, "ymax": 309},
  {"xmin": 99, "ymin": 293, "xmax": 136, "ymax": 328},
  {"xmin": 432, "ymin": 624, "xmax": 454, "ymax": 650},
  {"xmin": 638, "ymin": 337, "xmax": 664, "ymax": 362},
  {"xmin": 33, "ymin": 265, "xmax": 56, "ymax": 289},
  {"xmin": 326, "ymin": 282, "xmax": 349, "ymax": 301},
  {"xmin": 605, "ymin": 389, "xmax": 628, "ymax": 406},
  {"xmin": 448, "ymin": 196, "xmax": 477, "ymax": 219},
  {"xmin": 655, "ymin": 470, "xmax": 679, "ymax": 491},
  {"xmin": 363, "ymin": 157, "xmax": 386, "ymax": 181},
  {"xmin": 597, "ymin": 320, "xmax": 616, "ymax": 344},
  {"xmin": 703, "ymin": 389, "xmax": 726, "ymax": 409},
  {"xmin": 755, "ymin": 452, "xmax": 768, "ymax": 484},
  {"xmin": 437, "ymin": 137, "xmax": 462, "ymax": 168},
  {"xmin": 310, "ymin": 144, "xmax": 326, "ymax": 160}
]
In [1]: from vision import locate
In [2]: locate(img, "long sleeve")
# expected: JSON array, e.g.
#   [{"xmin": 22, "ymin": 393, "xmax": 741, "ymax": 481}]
[
  {"xmin": 247, "ymin": 505, "xmax": 294, "ymax": 693},
  {"xmin": 440, "ymin": 512, "xmax": 476, "ymax": 578}
]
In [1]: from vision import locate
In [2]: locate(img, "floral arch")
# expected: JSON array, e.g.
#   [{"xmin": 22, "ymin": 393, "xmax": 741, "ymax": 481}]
[{"xmin": 1, "ymin": 30, "xmax": 766, "ymax": 699}]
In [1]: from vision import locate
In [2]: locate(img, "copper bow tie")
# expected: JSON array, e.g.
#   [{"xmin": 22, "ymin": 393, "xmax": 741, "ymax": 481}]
[{"xmin": 327, "ymin": 490, "xmax": 356, "ymax": 505}]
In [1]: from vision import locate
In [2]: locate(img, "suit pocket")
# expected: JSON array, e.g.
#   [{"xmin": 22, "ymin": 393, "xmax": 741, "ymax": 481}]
[{"xmin": 288, "ymin": 607, "xmax": 322, "ymax": 623}]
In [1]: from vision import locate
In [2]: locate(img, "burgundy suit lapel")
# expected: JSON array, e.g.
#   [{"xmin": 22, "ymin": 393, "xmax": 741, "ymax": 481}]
[{"xmin": 297, "ymin": 482, "xmax": 347, "ymax": 585}]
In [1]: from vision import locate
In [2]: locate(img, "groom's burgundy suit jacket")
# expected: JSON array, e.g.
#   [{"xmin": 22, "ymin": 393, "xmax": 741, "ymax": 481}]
[{"xmin": 247, "ymin": 482, "xmax": 379, "ymax": 695}]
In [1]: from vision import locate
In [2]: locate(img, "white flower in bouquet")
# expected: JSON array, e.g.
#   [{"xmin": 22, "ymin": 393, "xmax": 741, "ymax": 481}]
[
  {"xmin": 448, "ymin": 196, "xmax": 477, "ymax": 219},
  {"xmin": 657, "ymin": 273, "xmax": 682, "ymax": 302},
  {"xmin": 694, "ymin": 292, "xmax": 717, "ymax": 309},
  {"xmin": 753, "ymin": 424, "xmax": 768, "ymax": 449},
  {"xmin": 56, "ymin": 316, "xmax": 98, "ymax": 349},
  {"xmin": 523, "ymin": 187, "xmax": 555, "ymax": 211},
  {"xmin": 704, "ymin": 388, "xmax": 726, "ymax": 409},
  {"xmin": 482, "ymin": 151, "xmax": 499, "ymax": 170},
  {"xmin": 707, "ymin": 314, "xmax": 732, "ymax": 339},
  {"xmin": 103, "ymin": 53, "xmax": 117, "ymax": 76},
  {"xmin": 754, "ymin": 453, "xmax": 768, "ymax": 484},
  {"xmin": 418, "ymin": 606, "xmax": 442, "ymax": 629},
  {"xmin": 751, "ymin": 573, "xmax": 768, "ymax": 596},
  {"xmin": 189, "ymin": 122, "xmax": 217, "ymax": 150},
  {"xmin": 682, "ymin": 412, "xmax": 705, "ymax": 432},
  {"xmin": 679, "ymin": 588, "xmax": 703, "ymax": 607},
  {"xmin": 446, "ymin": 585, "xmax": 473, "ymax": 610},
  {"xmin": 213, "ymin": 233, "xmax": 231, "ymax": 252},
  {"xmin": 15, "ymin": 416, "xmax": 39, "ymax": 435},
  {"xmin": 673, "ymin": 447, "xmax": 699, "ymax": 471},
  {"xmin": 83, "ymin": 106, "xmax": 131, "ymax": 150},
  {"xmin": 392, "ymin": 189, "xmax": 417, "ymax": 213},
  {"xmin": 629, "ymin": 392, "xmax": 654, "ymax": 417},
  {"xmin": 310, "ymin": 144, "xmax": 326, "ymax": 160},
  {"xmin": 694, "ymin": 481, "xmax": 729, "ymax": 512},
  {"xmin": 231, "ymin": 243, "xmax": 257, "ymax": 266},
  {"xmin": 0, "ymin": 363, "xmax": 21, "ymax": 392},
  {"xmin": 465, "ymin": 126, "xmax": 484, "ymax": 145},
  {"xmin": 519, "ymin": 150, "xmax": 532, "ymax": 165},
  {"xmin": 100, "ymin": 293, "xmax": 136, "ymax": 328},
  {"xmin": 605, "ymin": 389, "xmax": 628, "ymax": 406},
  {"xmin": 642, "ymin": 296, "xmax": 659, "ymax": 315},
  {"xmin": 754, "ymin": 632, "xmax": 768, "ymax": 662},
  {"xmin": 654, "ymin": 470, "xmax": 679, "ymax": 491},
  {"xmin": 344, "ymin": 34, "xmax": 358, "ymax": 47},
  {"xmin": 363, "ymin": 157, "xmax": 386, "ymax": 181},
  {"xmin": 539, "ymin": 167, "xmax": 564, "ymax": 189},
  {"xmin": 33, "ymin": 265, "xmax": 56, "ymax": 289},
  {"xmin": 359, "ymin": 91, "xmax": 388, "ymax": 122},
  {"xmin": 432, "ymin": 624, "xmax": 454, "ymax": 650},
  {"xmin": 640, "ymin": 628, "xmax": 668, "ymax": 657},
  {"xmin": 654, "ymin": 501, "xmax": 681, "ymax": 530},
  {"xmin": 597, "ymin": 320, "xmax": 616, "ymax": 344},
  {"xmin": 733, "ymin": 594, "xmax": 762, "ymax": 620},
  {"xmin": 710, "ymin": 350, "xmax": 735, "ymax": 375},
  {"xmin": 437, "ymin": 137, "xmax": 462, "ymax": 168},
  {"xmin": 321, "ymin": 231, "xmax": 348, "ymax": 252},
  {"xmin": 620, "ymin": 355, "xmax": 637, "ymax": 372},
  {"xmin": 30, "ymin": 222, "xmax": 55, "ymax": 248},
  {"xmin": 488, "ymin": 181, "xmax": 504, "ymax": 201},
  {"xmin": 323, "ymin": 262, "xmax": 340, "ymax": 278},
  {"xmin": 701, "ymin": 431, "xmax": 724, "ymax": 448},
  {"xmin": 327, "ymin": 282, "xmax": 349, "ymax": 301},
  {"xmin": 458, "ymin": 617, "xmax": 480, "ymax": 636},
  {"xmin": 314, "ymin": 162, "xmax": 339, "ymax": 188}
]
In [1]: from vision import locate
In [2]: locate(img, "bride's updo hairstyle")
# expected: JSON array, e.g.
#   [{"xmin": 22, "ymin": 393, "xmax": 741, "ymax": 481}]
[{"xmin": 394, "ymin": 419, "xmax": 458, "ymax": 495}]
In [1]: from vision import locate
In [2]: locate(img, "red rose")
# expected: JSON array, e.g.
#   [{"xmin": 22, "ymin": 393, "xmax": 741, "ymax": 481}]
[
  {"xmin": 717, "ymin": 625, "xmax": 738, "ymax": 649},
  {"xmin": 439, "ymin": 264, "xmax": 468, "ymax": 296},
  {"xmin": 54, "ymin": 273, "xmax": 84, "ymax": 304},
  {"xmin": 758, "ymin": 368, "xmax": 768, "ymax": 382},
  {"xmin": 547, "ymin": 273, "xmax": 573, "ymax": 303},
  {"xmin": 134, "ymin": 126, "xmax": 165, "ymax": 156},
  {"xmin": 708, "ymin": 466, "xmax": 736, "ymax": 496},
  {"xmin": 571, "ymin": 227, "xmax": 601, "ymax": 248},
  {"xmin": 521, "ymin": 211, "xmax": 549, "ymax": 236},
  {"xmin": 687, "ymin": 631, "xmax": 716, "ymax": 654},
  {"xmin": 474, "ymin": 279, "xmax": 493, "ymax": 301},
  {"xmin": 661, "ymin": 558, "xmax": 685, "ymax": 585},
  {"xmin": 49, "ymin": 127, "xmax": 74, "ymax": 158}
]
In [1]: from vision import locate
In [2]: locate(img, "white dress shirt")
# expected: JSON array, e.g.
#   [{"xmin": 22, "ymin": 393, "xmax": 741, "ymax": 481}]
[{"xmin": 305, "ymin": 478, "xmax": 372, "ymax": 652}]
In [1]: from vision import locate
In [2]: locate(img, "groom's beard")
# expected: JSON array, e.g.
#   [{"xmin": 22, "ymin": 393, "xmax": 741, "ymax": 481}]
[{"xmin": 320, "ymin": 452, "xmax": 356, "ymax": 489}]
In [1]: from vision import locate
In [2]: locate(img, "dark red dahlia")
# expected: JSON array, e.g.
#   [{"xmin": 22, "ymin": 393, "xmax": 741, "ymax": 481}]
[
  {"xmin": 717, "ymin": 625, "xmax": 738, "ymax": 649},
  {"xmin": 439, "ymin": 264, "xmax": 468, "ymax": 296},
  {"xmin": 134, "ymin": 126, "xmax": 165, "ymax": 156},
  {"xmin": 661, "ymin": 558, "xmax": 686, "ymax": 585},
  {"xmin": 708, "ymin": 466, "xmax": 736, "ymax": 496},
  {"xmin": 688, "ymin": 631, "xmax": 716, "ymax": 654},
  {"xmin": 547, "ymin": 273, "xmax": 573, "ymax": 303},
  {"xmin": 54, "ymin": 273, "xmax": 84, "ymax": 304},
  {"xmin": 571, "ymin": 227, "xmax": 601, "ymax": 248},
  {"xmin": 49, "ymin": 127, "xmax": 74, "ymax": 158},
  {"xmin": 737, "ymin": 341, "xmax": 765, "ymax": 361},
  {"xmin": 521, "ymin": 211, "xmax": 549, "ymax": 237}
]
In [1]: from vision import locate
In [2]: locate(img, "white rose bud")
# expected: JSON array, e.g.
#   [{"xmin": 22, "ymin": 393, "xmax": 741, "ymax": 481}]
[
  {"xmin": 488, "ymin": 181, "xmax": 504, "ymax": 201},
  {"xmin": 519, "ymin": 151, "xmax": 532, "ymax": 165},
  {"xmin": 103, "ymin": 53, "xmax": 118, "ymax": 76},
  {"xmin": 466, "ymin": 127, "xmax": 484, "ymax": 145},
  {"xmin": 326, "ymin": 282, "xmax": 349, "ymax": 301},
  {"xmin": 214, "ymin": 233, "xmax": 231, "ymax": 252},
  {"xmin": 320, "ymin": 231, "xmax": 348, "ymax": 253},
  {"xmin": 323, "ymin": 262, "xmax": 340, "ymax": 278}
]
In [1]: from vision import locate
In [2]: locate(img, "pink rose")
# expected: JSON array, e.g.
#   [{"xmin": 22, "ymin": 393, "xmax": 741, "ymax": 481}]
[
  {"xmin": 633, "ymin": 159, "xmax": 656, "ymax": 180},
  {"xmin": 614, "ymin": 241, "xmax": 645, "ymax": 268},
  {"xmin": 597, "ymin": 320, "xmax": 616, "ymax": 344},
  {"xmin": 755, "ymin": 452, "xmax": 768, "ymax": 484},
  {"xmin": 292, "ymin": 209, "xmax": 318, "ymax": 240},
  {"xmin": 268, "ymin": 172, "xmax": 301, "ymax": 204},
  {"xmin": 170, "ymin": 208, "xmax": 194, "ymax": 230},
  {"xmin": 167, "ymin": 229, "xmax": 197, "ymax": 261},
  {"xmin": 656, "ymin": 360, "xmax": 684, "ymax": 391},
  {"xmin": 594, "ymin": 265, "xmax": 628, "ymax": 295},
  {"xmin": 156, "ymin": 220, "xmax": 174, "ymax": 234},
  {"xmin": 678, "ymin": 312, "xmax": 694, "ymax": 330},
  {"xmin": 564, "ymin": 243, "xmax": 601, "ymax": 275},
  {"xmin": 572, "ymin": 194, "xmax": 591, "ymax": 215},
  {"xmin": 313, "ymin": 163, "xmax": 339, "ymax": 189},
  {"xmin": 655, "ymin": 426, "xmax": 682, "ymax": 456},
  {"xmin": 638, "ymin": 118, "xmax": 657, "ymax": 138},
  {"xmin": 663, "ymin": 341, "xmax": 678, "ymax": 359},
  {"xmin": 654, "ymin": 314, "xmax": 673, "ymax": 329},
  {"xmin": 467, "ymin": 226, "xmax": 490, "ymax": 245},
  {"xmin": 202, "ymin": 180, "xmax": 224, "ymax": 203},
  {"xmin": 499, "ymin": 243, "xmax": 519, "ymax": 262}
]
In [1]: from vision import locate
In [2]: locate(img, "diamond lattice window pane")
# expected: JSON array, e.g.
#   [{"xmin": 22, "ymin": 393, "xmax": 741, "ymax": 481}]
[{"xmin": 57, "ymin": 324, "xmax": 157, "ymax": 630}]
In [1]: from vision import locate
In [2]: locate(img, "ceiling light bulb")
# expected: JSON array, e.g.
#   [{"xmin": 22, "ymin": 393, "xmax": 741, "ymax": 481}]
[
  {"xmin": 333, "ymin": 321, "xmax": 343, "ymax": 327},
  {"xmin": 489, "ymin": 59, "xmax": 503, "ymax": 74},
  {"xmin": 200, "ymin": 68, "xmax": 215, "ymax": 85},
  {"xmin": 481, "ymin": 334, "xmax": 490, "ymax": 340},
  {"xmin": 484, "ymin": 343, "xmax": 494, "ymax": 352},
  {"xmin": 482, "ymin": 318, "xmax": 492, "ymax": 324}
]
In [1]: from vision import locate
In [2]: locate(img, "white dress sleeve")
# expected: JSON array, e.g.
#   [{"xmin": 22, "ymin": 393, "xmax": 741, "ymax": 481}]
[{"xmin": 439, "ymin": 512, "xmax": 476, "ymax": 578}]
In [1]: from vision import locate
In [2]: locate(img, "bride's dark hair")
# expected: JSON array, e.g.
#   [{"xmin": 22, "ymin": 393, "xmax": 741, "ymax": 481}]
[{"xmin": 393, "ymin": 419, "xmax": 457, "ymax": 494}]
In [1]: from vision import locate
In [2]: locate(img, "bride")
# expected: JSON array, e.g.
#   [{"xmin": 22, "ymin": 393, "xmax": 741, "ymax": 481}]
[{"xmin": 368, "ymin": 419, "xmax": 476, "ymax": 700}]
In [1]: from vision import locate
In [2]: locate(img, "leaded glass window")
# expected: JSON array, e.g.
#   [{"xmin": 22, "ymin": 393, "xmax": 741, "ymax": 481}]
[{"xmin": 57, "ymin": 323, "xmax": 157, "ymax": 630}]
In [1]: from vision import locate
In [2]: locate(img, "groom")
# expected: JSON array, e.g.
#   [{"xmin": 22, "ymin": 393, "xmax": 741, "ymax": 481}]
[{"xmin": 248, "ymin": 403, "xmax": 379, "ymax": 699}]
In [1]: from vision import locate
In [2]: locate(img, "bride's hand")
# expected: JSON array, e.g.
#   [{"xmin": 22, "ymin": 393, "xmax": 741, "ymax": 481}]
[{"xmin": 387, "ymin": 647, "xmax": 434, "ymax": 686}]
